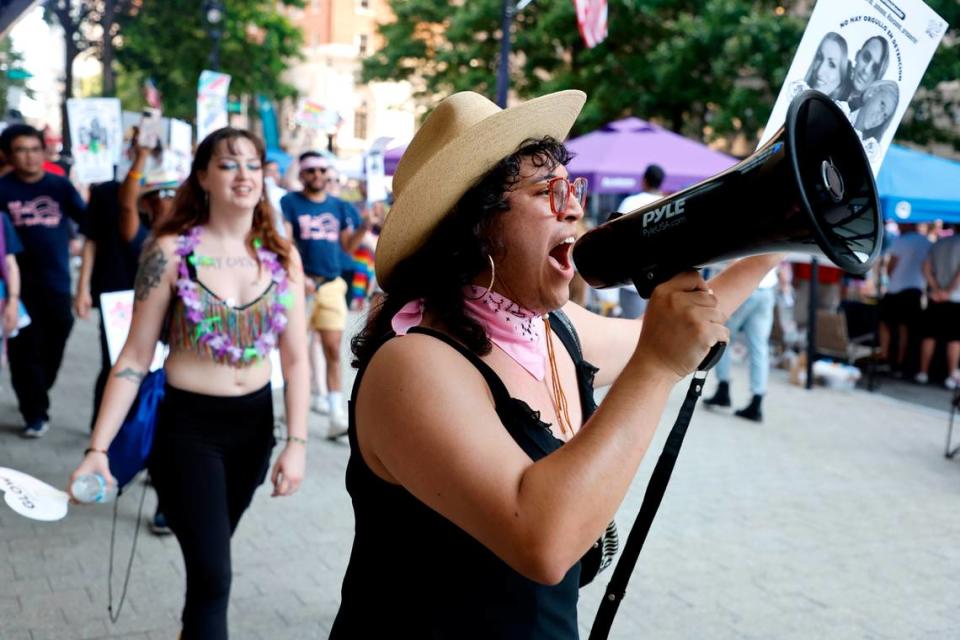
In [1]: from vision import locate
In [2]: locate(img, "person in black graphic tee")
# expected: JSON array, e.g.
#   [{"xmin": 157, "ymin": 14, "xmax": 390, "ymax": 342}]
[{"xmin": 0, "ymin": 124, "xmax": 88, "ymax": 438}]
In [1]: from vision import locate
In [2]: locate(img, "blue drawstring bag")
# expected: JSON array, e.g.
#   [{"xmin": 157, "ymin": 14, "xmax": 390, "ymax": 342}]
[{"xmin": 108, "ymin": 369, "xmax": 166, "ymax": 490}]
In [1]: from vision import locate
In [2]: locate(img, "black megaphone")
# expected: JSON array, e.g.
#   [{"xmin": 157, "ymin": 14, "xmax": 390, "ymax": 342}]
[{"xmin": 572, "ymin": 90, "xmax": 883, "ymax": 298}]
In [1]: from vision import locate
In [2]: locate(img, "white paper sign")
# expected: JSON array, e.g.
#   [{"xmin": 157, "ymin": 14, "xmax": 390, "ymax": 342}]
[
  {"xmin": 364, "ymin": 152, "xmax": 387, "ymax": 204},
  {"xmin": 760, "ymin": 0, "xmax": 948, "ymax": 174},
  {"xmin": 197, "ymin": 70, "xmax": 232, "ymax": 142},
  {"xmin": 0, "ymin": 467, "xmax": 69, "ymax": 522},
  {"xmin": 167, "ymin": 118, "xmax": 193, "ymax": 181},
  {"xmin": 66, "ymin": 98, "xmax": 123, "ymax": 183},
  {"xmin": 100, "ymin": 290, "xmax": 167, "ymax": 371},
  {"xmin": 169, "ymin": 118, "xmax": 192, "ymax": 156}
]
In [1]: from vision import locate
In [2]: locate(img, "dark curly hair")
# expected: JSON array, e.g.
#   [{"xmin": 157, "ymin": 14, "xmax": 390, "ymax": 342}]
[{"xmin": 351, "ymin": 136, "xmax": 573, "ymax": 368}]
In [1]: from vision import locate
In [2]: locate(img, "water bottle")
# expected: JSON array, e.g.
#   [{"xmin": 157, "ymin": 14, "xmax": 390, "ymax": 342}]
[{"xmin": 71, "ymin": 474, "xmax": 118, "ymax": 504}]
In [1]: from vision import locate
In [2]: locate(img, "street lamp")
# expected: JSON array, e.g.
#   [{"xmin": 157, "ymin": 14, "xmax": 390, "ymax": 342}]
[
  {"xmin": 202, "ymin": 0, "xmax": 225, "ymax": 71},
  {"xmin": 495, "ymin": 0, "xmax": 534, "ymax": 107}
]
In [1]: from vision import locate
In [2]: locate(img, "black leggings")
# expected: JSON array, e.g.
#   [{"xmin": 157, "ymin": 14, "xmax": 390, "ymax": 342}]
[{"xmin": 148, "ymin": 383, "xmax": 275, "ymax": 640}]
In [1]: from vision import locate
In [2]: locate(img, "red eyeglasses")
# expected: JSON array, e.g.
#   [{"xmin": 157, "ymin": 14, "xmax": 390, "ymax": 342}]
[{"xmin": 547, "ymin": 176, "xmax": 588, "ymax": 217}]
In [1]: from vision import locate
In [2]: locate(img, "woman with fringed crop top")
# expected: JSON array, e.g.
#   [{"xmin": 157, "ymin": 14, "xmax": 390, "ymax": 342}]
[
  {"xmin": 166, "ymin": 226, "xmax": 293, "ymax": 367},
  {"xmin": 71, "ymin": 128, "xmax": 311, "ymax": 640}
]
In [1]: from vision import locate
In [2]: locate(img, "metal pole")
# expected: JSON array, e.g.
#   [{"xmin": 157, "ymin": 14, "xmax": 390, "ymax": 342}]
[
  {"xmin": 805, "ymin": 258, "xmax": 819, "ymax": 390},
  {"xmin": 495, "ymin": 0, "xmax": 513, "ymax": 108},
  {"xmin": 210, "ymin": 34, "xmax": 221, "ymax": 71}
]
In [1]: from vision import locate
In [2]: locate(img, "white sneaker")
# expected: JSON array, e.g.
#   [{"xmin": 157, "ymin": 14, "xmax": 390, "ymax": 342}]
[
  {"xmin": 326, "ymin": 409, "xmax": 349, "ymax": 440},
  {"xmin": 21, "ymin": 420, "xmax": 49, "ymax": 438},
  {"xmin": 311, "ymin": 394, "xmax": 329, "ymax": 415},
  {"xmin": 914, "ymin": 372, "xmax": 929, "ymax": 385},
  {"xmin": 945, "ymin": 371, "xmax": 960, "ymax": 390}
]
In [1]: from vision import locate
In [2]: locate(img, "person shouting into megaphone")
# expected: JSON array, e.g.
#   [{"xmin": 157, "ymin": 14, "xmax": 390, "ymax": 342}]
[{"xmin": 330, "ymin": 90, "xmax": 784, "ymax": 638}]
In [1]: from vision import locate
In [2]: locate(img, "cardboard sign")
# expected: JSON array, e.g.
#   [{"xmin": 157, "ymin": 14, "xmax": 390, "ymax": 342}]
[
  {"xmin": 0, "ymin": 467, "xmax": 69, "ymax": 522},
  {"xmin": 760, "ymin": 0, "xmax": 949, "ymax": 174}
]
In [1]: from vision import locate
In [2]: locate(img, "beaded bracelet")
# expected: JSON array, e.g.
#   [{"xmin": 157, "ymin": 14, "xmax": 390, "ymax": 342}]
[{"xmin": 286, "ymin": 435, "xmax": 308, "ymax": 446}]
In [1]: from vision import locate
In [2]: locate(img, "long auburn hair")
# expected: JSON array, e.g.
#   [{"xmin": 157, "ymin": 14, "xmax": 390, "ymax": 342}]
[
  {"xmin": 153, "ymin": 127, "xmax": 292, "ymax": 270},
  {"xmin": 351, "ymin": 137, "xmax": 572, "ymax": 368}
]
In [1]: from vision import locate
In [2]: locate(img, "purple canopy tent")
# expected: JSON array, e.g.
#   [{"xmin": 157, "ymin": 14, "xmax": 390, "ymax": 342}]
[
  {"xmin": 565, "ymin": 117, "xmax": 736, "ymax": 195},
  {"xmin": 384, "ymin": 144, "xmax": 406, "ymax": 176}
]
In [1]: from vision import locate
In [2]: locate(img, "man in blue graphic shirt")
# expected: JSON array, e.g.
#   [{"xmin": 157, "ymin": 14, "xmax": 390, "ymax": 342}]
[
  {"xmin": 282, "ymin": 151, "xmax": 378, "ymax": 439},
  {"xmin": 0, "ymin": 124, "xmax": 88, "ymax": 438}
]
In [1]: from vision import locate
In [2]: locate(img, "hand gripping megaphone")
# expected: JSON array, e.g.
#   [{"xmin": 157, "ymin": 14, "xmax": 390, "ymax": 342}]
[{"xmin": 572, "ymin": 90, "xmax": 883, "ymax": 298}]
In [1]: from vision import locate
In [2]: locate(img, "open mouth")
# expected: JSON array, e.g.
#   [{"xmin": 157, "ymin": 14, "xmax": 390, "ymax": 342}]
[{"xmin": 548, "ymin": 236, "xmax": 575, "ymax": 273}]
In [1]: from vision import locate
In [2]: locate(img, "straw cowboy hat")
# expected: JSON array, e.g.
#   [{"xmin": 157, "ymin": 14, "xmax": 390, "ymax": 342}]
[{"xmin": 375, "ymin": 89, "xmax": 586, "ymax": 290}]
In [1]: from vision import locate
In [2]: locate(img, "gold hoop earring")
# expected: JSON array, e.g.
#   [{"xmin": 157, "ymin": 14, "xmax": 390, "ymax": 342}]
[{"xmin": 468, "ymin": 255, "xmax": 496, "ymax": 299}]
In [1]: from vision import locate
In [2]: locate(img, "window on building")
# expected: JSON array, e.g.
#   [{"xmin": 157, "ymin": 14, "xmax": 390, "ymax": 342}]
[
  {"xmin": 355, "ymin": 103, "xmax": 368, "ymax": 140},
  {"xmin": 358, "ymin": 33, "xmax": 369, "ymax": 56},
  {"xmin": 358, "ymin": 0, "xmax": 370, "ymax": 9}
]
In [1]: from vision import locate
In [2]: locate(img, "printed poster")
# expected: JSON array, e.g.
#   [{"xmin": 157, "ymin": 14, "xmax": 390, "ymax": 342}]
[
  {"xmin": 66, "ymin": 98, "xmax": 123, "ymax": 183},
  {"xmin": 760, "ymin": 0, "xmax": 949, "ymax": 174},
  {"xmin": 196, "ymin": 70, "xmax": 232, "ymax": 142},
  {"xmin": 295, "ymin": 98, "xmax": 341, "ymax": 131}
]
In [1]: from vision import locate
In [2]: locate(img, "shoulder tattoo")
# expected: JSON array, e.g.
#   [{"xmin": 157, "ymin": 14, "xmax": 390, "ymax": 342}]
[{"xmin": 134, "ymin": 241, "xmax": 168, "ymax": 301}]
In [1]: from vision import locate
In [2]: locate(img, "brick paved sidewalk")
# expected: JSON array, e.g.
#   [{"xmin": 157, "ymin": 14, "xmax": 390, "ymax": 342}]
[{"xmin": 1, "ymin": 312, "xmax": 959, "ymax": 639}]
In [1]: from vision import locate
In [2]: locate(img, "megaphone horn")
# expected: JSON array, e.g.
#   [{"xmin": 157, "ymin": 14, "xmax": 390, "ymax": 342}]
[{"xmin": 572, "ymin": 90, "xmax": 883, "ymax": 298}]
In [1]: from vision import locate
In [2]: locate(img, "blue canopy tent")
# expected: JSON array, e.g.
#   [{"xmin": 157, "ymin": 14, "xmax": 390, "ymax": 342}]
[{"xmin": 876, "ymin": 145, "xmax": 960, "ymax": 222}]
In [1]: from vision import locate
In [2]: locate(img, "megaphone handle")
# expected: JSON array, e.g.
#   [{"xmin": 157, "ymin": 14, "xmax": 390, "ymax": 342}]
[{"xmin": 699, "ymin": 342, "xmax": 726, "ymax": 371}]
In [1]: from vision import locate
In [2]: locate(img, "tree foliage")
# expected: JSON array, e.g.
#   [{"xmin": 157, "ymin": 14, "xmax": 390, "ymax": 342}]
[
  {"xmin": 896, "ymin": 0, "xmax": 960, "ymax": 150},
  {"xmin": 365, "ymin": 0, "xmax": 958, "ymax": 151},
  {"xmin": 115, "ymin": 0, "xmax": 304, "ymax": 122},
  {"xmin": 0, "ymin": 40, "xmax": 33, "ymax": 117}
]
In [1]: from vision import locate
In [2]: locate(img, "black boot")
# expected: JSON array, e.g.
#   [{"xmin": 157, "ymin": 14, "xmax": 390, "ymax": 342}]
[
  {"xmin": 704, "ymin": 381, "xmax": 731, "ymax": 408},
  {"xmin": 735, "ymin": 394, "xmax": 764, "ymax": 422}
]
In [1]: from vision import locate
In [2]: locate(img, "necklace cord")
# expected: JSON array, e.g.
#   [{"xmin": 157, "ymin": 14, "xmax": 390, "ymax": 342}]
[{"xmin": 544, "ymin": 318, "xmax": 574, "ymax": 437}]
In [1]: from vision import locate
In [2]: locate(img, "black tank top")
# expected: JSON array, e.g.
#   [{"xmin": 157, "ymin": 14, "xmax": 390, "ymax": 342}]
[{"xmin": 330, "ymin": 311, "xmax": 605, "ymax": 639}]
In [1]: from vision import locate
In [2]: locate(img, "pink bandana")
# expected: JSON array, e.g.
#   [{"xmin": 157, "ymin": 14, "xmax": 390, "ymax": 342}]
[{"xmin": 391, "ymin": 286, "xmax": 547, "ymax": 380}]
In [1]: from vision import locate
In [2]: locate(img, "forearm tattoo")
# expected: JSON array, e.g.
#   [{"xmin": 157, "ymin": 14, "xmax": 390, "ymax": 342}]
[
  {"xmin": 134, "ymin": 242, "xmax": 167, "ymax": 301},
  {"xmin": 114, "ymin": 367, "xmax": 146, "ymax": 383}
]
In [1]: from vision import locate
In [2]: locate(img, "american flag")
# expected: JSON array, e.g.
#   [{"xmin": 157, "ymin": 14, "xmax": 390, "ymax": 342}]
[
  {"xmin": 573, "ymin": 0, "xmax": 608, "ymax": 49},
  {"xmin": 143, "ymin": 78, "xmax": 162, "ymax": 109}
]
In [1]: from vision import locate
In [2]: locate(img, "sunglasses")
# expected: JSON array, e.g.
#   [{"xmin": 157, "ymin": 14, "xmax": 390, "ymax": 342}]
[
  {"xmin": 302, "ymin": 166, "xmax": 329, "ymax": 175},
  {"xmin": 547, "ymin": 176, "xmax": 588, "ymax": 216},
  {"xmin": 147, "ymin": 189, "xmax": 176, "ymax": 200}
]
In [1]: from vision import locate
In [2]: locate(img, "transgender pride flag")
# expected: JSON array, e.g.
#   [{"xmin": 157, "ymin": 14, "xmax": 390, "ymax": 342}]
[{"xmin": 573, "ymin": 0, "xmax": 608, "ymax": 49}]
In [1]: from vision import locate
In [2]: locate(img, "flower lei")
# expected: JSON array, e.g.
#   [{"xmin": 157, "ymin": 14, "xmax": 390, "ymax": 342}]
[{"xmin": 175, "ymin": 226, "xmax": 292, "ymax": 364}]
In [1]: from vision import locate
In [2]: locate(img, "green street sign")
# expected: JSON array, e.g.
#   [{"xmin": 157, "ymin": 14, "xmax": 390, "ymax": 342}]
[{"xmin": 6, "ymin": 68, "xmax": 32, "ymax": 80}]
